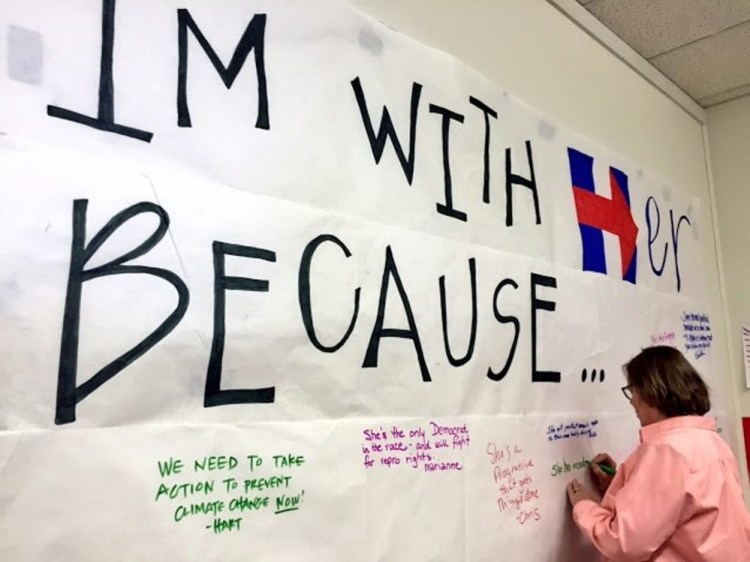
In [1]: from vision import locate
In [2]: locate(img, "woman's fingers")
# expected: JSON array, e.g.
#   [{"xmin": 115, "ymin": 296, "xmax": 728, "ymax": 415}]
[
  {"xmin": 567, "ymin": 479, "xmax": 581, "ymax": 503},
  {"xmin": 591, "ymin": 453, "xmax": 617, "ymax": 483},
  {"xmin": 592, "ymin": 452, "xmax": 616, "ymax": 469},
  {"xmin": 567, "ymin": 478, "xmax": 597, "ymax": 505},
  {"xmin": 591, "ymin": 463, "xmax": 610, "ymax": 478}
]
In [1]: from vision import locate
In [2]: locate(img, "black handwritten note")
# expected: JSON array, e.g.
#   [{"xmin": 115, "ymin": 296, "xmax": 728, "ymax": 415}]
[
  {"xmin": 546, "ymin": 419, "xmax": 598, "ymax": 442},
  {"xmin": 682, "ymin": 312, "xmax": 712, "ymax": 359}
]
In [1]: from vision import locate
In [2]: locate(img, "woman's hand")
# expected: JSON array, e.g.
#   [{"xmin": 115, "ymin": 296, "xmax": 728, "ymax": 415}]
[
  {"xmin": 567, "ymin": 478, "xmax": 597, "ymax": 506},
  {"xmin": 590, "ymin": 452, "xmax": 617, "ymax": 494}
]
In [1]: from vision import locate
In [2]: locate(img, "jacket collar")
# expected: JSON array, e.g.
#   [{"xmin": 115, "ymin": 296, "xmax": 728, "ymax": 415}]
[{"xmin": 639, "ymin": 415, "xmax": 716, "ymax": 443}]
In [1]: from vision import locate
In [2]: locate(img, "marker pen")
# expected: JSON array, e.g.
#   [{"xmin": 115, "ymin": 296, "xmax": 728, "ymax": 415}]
[{"xmin": 585, "ymin": 460, "xmax": 617, "ymax": 476}]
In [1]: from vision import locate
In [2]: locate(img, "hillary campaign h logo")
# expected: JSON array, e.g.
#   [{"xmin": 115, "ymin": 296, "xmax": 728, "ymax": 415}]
[{"xmin": 567, "ymin": 148, "xmax": 638, "ymax": 284}]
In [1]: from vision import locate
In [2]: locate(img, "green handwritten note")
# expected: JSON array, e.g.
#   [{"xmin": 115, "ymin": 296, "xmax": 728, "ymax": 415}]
[{"xmin": 154, "ymin": 453, "xmax": 306, "ymax": 534}]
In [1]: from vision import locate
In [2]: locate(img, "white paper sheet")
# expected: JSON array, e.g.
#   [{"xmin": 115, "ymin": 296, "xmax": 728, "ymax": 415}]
[{"xmin": 0, "ymin": 1, "xmax": 731, "ymax": 560}]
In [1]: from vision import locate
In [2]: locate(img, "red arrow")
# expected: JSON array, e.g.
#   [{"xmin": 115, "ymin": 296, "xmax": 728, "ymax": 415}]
[{"xmin": 572, "ymin": 170, "xmax": 638, "ymax": 277}]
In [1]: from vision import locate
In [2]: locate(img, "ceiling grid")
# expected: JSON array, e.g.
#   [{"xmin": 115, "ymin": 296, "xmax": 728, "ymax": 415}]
[{"xmin": 576, "ymin": 0, "xmax": 750, "ymax": 107}]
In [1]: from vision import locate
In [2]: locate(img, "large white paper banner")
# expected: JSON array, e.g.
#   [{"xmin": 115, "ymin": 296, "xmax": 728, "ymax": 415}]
[{"xmin": 0, "ymin": 1, "xmax": 732, "ymax": 560}]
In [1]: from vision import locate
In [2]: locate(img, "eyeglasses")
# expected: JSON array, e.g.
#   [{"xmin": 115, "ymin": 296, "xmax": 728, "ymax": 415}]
[{"xmin": 621, "ymin": 385, "xmax": 633, "ymax": 400}]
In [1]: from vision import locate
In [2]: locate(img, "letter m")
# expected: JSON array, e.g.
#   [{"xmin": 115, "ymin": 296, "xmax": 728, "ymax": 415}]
[{"xmin": 177, "ymin": 10, "xmax": 269, "ymax": 129}]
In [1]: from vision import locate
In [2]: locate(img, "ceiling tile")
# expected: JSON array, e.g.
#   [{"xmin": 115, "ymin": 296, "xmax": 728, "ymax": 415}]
[
  {"xmin": 585, "ymin": 0, "xmax": 750, "ymax": 58},
  {"xmin": 699, "ymin": 83, "xmax": 750, "ymax": 107},
  {"xmin": 650, "ymin": 20, "xmax": 750, "ymax": 101}
]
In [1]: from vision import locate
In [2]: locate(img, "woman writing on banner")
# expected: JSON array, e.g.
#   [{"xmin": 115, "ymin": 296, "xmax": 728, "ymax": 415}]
[{"xmin": 566, "ymin": 345, "xmax": 750, "ymax": 561}]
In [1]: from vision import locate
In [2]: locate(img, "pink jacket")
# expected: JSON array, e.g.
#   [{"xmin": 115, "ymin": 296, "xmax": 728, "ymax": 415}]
[{"xmin": 573, "ymin": 416, "xmax": 750, "ymax": 561}]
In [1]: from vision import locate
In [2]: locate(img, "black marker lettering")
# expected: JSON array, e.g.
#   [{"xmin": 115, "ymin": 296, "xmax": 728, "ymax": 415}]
[
  {"xmin": 646, "ymin": 196, "xmax": 667, "ymax": 276},
  {"xmin": 469, "ymin": 96, "xmax": 497, "ymax": 204},
  {"xmin": 205, "ymin": 242, "xmax": 276, "ymax": 407},
  {"xmin": 363, "ymin": 246, "xmax": 430, "ymax": 382},
  {"xmin": 670, "ymin": 210, "xmax": 691, "ymax": 293},
  {"xmin": 351, "ymin": 77, "xmax": 422, "ymax": 185},
  {"xmin": 56, "ymin": 200, "xmax": 188, "ymax": 424},
  {"xmin": 439, "ymin": 258, "xmax": 477, "ymax": 366},
  {"xmin": 530, "ymin": 273, "xmax": 559, "ymax": 383},
  {"xmin": 487, "ymin": 278, "xmax": 519, "ymax": 381},
  {"xmin": 47, "ymin": 0, "xmax": 153, "ymax": 141},
  {"xmin": 298, "ymin": 234, "xmax": 360, "ymax": 352},
  {"xmin": 506, "ymin": 141, "xmax": 541, "ymax": 226},
  {"xmin": 429, "ymin": 103, "xmax": 467, "ymax": 222},
  {"xmin": 177, "ymin": 10, "xmax": 269, "ymax": 129}
]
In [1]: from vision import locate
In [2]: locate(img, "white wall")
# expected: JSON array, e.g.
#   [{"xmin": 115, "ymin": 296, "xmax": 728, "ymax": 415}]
[
  {"xmin": 707, "ymin": 97, "xmax": 750, "ymax": 420},
  {"xmin": 351, "ymin": 0, "xmax": 748, "ymax": 490},
  {"xmin": 349, "ymin": 0, "xmax": 708, "ymax": 194}
]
